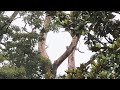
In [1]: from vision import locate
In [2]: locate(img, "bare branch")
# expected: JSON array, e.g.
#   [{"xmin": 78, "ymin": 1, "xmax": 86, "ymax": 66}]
[
  {"xmin": 0, "ymin": 42, "xmax": 5, "ymax": 46},
  {"xmin": 84, "ymin": 58, "xmax": 94, "ymax": 67},
  {"xmin": 75, "ymin": 48, "xmax": 84, "ymax": 53},
  {"xmin": 9, "ymin": 11, "xmax": 19, "ymax": 22},
  {"xmin": 84, "ymin": 53, "xmax": 98, "ymax": 67},
  {"xmin": 22, "ymin": 23, "xmax": 29, "ymax": 33},
  {"xmin": 32, "ymin": 26, "xmax": 36, "ymax": 32},
  {"xmin": 105, "ymin": 37, "xmax": 113, "ymax": 44},
  {"xmin": 14, "ymin": 16, "xmax": 21, "ymax": 21},
  {"xmin": 53, "ymin": 35, "xmax": 80, "ymax": 71},
  {"xmin": 67, "ymin": 46, "xmax": 84, "ymax": 53},
  {"xmin": 23, "ymin": 22, "xmax": 27, "ymax": 29}
]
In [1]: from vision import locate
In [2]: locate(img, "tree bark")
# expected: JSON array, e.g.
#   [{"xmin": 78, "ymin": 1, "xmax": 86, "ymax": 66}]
[
  {"xmin": 38, "ymin": 15, "xmax": 51, "ymax": 59},
  {"xmin": 38, "ymin": 12, "xmax": 80, "ymax": 78},
  {"xmin": 52, "ymin": 36, "xmax": 80, "ymax": 76},
  {"xmin": 38, "ymin": 14, "xmax": 53, "ymax": 79},
  {"xmin": 67, "ymin": 33, "xmax": 76, "ymax": 71},
  {"xmin": 67, "ymin": 47, "xmax": 75, "ymax": 71},
  {"xmin": 9, "ymin": 11, "xmax": 19, "ymax": 22},
  {"xmin": 38, "ymin": 32, "xmax": 49, "ymax": 59}
]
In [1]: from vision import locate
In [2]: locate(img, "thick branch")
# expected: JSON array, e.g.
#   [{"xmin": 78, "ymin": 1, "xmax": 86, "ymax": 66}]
[
  {"xmin": 53, "ymin": 36, "xmax": 80, "ymax": 71},
  {"xmin": 84, "ymin": 53, "xmax": 98, "ymax": 67},
  {"xmin": 84, "ymin": 58, "xmax": 95, "ymax": 67},
  {"xmin": 9, "ymin": 11, "xmax": 19, "ymax": 22}
]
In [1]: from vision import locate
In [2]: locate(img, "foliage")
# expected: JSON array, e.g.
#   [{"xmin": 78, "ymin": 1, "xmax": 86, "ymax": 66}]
[
  {"xmin": 0, "ymin": 11, "xmax": 52, "ymax": 78},
  {"xmin": 1, "ymin": 11, "xmax": 120, "ymax": 79},
  {"xmin": 56, "ymin": 11, "xmax": 120, "ymax": 79},
  {"xmin": 59, "ymin": 38, "xmax": 120, "ymax": 79},
  {"xmin": 1, "ymin": 30, "xmax": 52, "ymax": 78},
  {"xmin": 0, "ymin": 65, "xmax": 26, "ymax": 79}
]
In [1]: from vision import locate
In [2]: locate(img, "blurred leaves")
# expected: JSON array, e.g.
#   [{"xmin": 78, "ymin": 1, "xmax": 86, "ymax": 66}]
[
  {"xmin": 0, "ymin": 65, "xmax": 26, "ymax": 79},
  {"xmin": 1, "ymin": 11, "xmax": 120, "ymax": 79}
]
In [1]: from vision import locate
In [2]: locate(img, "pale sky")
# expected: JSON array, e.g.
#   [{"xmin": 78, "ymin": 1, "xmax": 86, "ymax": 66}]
[{"xmin": 3, "ymin": 11, "xmax": 120, "ymax": 76}]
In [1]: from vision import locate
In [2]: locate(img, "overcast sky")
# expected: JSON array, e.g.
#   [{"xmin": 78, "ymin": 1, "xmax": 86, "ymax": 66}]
[{"xmin": 4, "ymin": 11, "xmax": 120, "ymax": 76}]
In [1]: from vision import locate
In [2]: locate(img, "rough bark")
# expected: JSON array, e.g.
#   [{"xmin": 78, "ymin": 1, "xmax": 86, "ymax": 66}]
[
  {"xmin": 38, "ymin": 15, "xmax": 51, "ymax": 59},
  {"xmin": 67, "ymin": 47, "xmax": 75, "ymax": 71},
  {"xmin": 67, "ymin": 33, "xmax": 76, "ymax": 71},
  {"xmin": 38, "ymin": 14, "xmax": 53, "ymax": 79}
]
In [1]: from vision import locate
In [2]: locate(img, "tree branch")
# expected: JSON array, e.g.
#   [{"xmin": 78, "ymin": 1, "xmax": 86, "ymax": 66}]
[
  {"xmin": 53, "ymin": 35, "xmax": 80, "ymax": 72},
  {"xmin": 84, "ymin": 53, "xmax": 98, "ymax": 67},
  {"xmin": 75, "ymin": 48, "xmax": 84, "ymax": 53},
  {"xmin": 38, "ymin": 15, "xmax": 52, "ymax": 59},
  {"xmin": 105, "ymin": 37, "xmax": 114, "ymax": 44},
  {"xmin": 0, "ymin": 11, "xmax": 19, "ymax": 44},
  {"xmin": 84, "ymin": 58, "xmax": 94, "ymax": 67}
]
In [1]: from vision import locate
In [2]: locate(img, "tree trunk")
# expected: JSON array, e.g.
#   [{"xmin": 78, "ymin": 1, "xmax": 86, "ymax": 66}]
[
  {"xmin": 52, "ymin": 36, "xmax": 80, "ymax": 76},
  {"xmin": 38, "ymin": 15, "xmax": 51, "ymax": 59},
  {"xmin": 67, "ymin": 47, "xmax": 75, "ymax": 71},
  {"xmin": 38, "ymin": 14, "xmax": 53, "ymax": 79},
  {"xmin": 38, "ymin": 12, "xmax": 80, "ymax": 78},
  {"xmin": 67, "ymin": 33, "xmax": 76, "ymax": 71},
  {"xmin": 38, "ymin": 32, "xmax": 49, "ymax": 59}
]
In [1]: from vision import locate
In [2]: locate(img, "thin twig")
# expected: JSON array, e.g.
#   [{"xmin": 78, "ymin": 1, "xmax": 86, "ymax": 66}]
[
  {"xmin": 45, "ymin": 45, "xmax": 48, "ymax": 49},
  {"xmin": 105, "ymin": 37, "xmax": 113, "ymax": 44},
  {"xmin": 75, "ymin": 48, "xmax": 84, "ymax": 53},
  {"xmin": 14, "ymin": 16, "xmax": 22, "ymax": 21}
]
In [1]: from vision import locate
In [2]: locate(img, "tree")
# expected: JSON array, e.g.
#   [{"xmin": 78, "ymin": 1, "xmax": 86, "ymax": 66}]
[
  {"xmin": 58, "ymin": 11, "xmax": 120, "ymax": 79},
  {"xmin": 26, "ymin": 11, "xmax": 80, "ymax": 78},
  {"xmin": 1, "ymin": 11, "xmax": 120, "ymax": 79},
  {"xmin": 0, "ymin": 11, "xmax": 80, "ymax": 78},
  {"xmin": 0, "ymin": 11, "xmax": 51, "ymax": 79}
]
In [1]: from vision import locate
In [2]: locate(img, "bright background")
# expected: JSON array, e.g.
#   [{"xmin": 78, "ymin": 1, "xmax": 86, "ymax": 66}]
[{"xmin": 4, "ymin": 11, "xmax": 120, "ymax": 76}]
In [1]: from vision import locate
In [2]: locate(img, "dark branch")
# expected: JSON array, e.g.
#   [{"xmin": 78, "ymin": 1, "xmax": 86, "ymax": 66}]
[
  {"xmin": 0, "ymin": 11, "xmax": 19, "ymax": 44},
  {"xmin": 105, "ymin": 37, "xmax": 114, "ymax": 44},
  {"xmin": 75, "ymin": 48, "xmax": 84, "ymax": 53},
  {"xmin": 84, "ymin": 53, "xmax": 98, "ymax": 67},
  {"xmin": 88, "ymin": 33, "xmax": 107, "ymax": 47}
]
